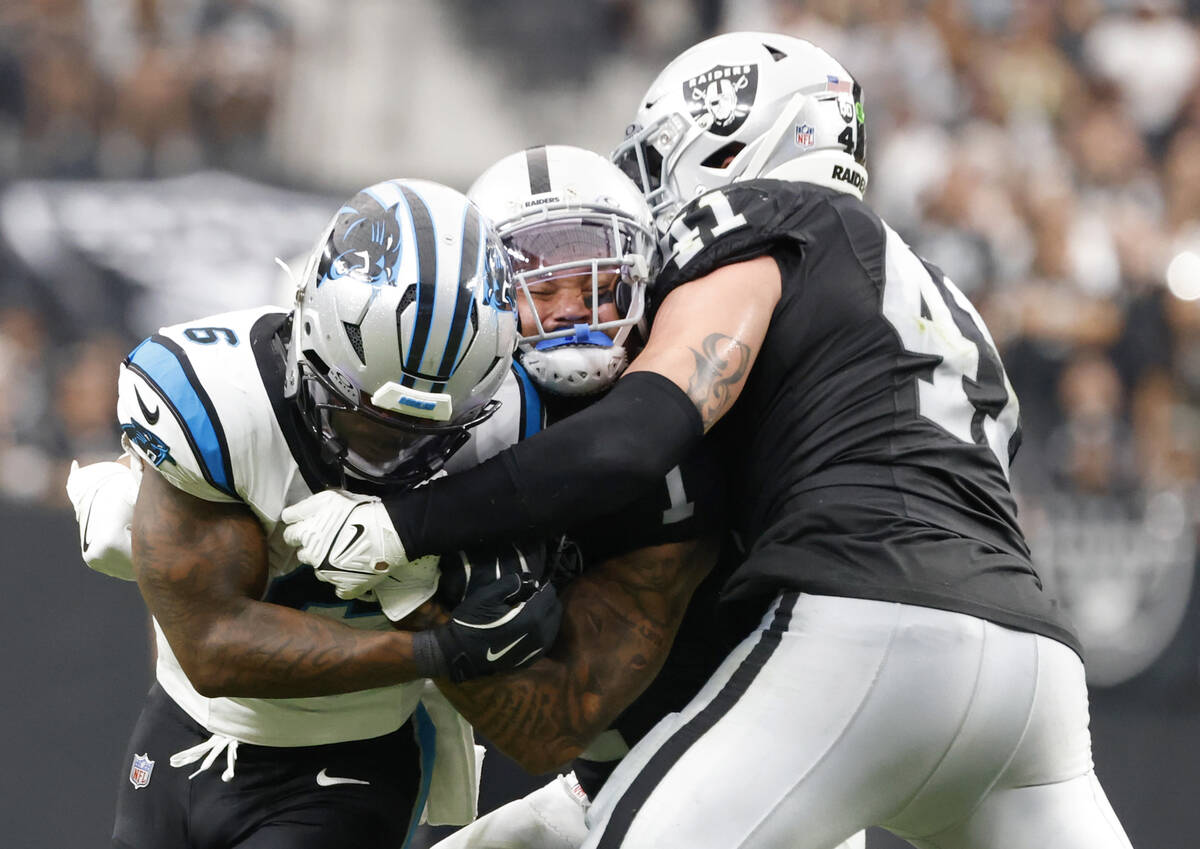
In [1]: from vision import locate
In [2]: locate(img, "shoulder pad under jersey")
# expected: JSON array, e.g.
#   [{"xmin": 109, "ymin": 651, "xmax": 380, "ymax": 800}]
[
  {"xmin": 656, "ymin": 179, "xmax": 844, "ymax": 305},
  {"xmin": 117, "ymin": 307, "xmax": 291, "ymax": 507}
]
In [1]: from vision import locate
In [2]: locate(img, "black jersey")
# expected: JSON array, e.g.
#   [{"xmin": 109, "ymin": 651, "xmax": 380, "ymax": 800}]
[
  {"xmin": 657, "ymin": 179, "xmax": 1079, "ymax": 655},
  {"xmin": 541, "ymin": 392, "xmax": 726, "ymax": 564},
  {"xmin": 537, "ymin": 391, "xmax": 729, "ymax": 799}
]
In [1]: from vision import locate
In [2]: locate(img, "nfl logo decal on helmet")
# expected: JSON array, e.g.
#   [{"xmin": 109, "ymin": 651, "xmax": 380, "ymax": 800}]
[{"xmin": 130, "ymin": 753, "xmax": 155, "ymax": 789}]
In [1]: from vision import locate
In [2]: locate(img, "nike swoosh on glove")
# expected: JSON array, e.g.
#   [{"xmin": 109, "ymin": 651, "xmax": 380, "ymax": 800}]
[
  {"xmin": 66, "ymin": 458, "xmax": 140, "ymax": 581},
  {"xmin": 413, "ymin": 574, "xmax": 563, "ymax": 683},
  {"xmin": 281, "ymin": 490, "xmax": 407, "ymax": 600}
]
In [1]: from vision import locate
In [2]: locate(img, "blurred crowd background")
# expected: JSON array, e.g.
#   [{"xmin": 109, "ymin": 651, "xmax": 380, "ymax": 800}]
[{"xmin": 2, "ymin": 0, "xmax": 1199, "ymax": 845}]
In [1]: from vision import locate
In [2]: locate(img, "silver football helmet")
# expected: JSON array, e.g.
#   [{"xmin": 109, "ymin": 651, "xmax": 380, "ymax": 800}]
[
  {"xmin": 468, "ymin": 145, "xmax": 657, "ymax": 396},
  {"xmin": 613, "ymin": 32, "xmax": 868, "ymax": 233},
  {"xmin": 284, "ymin": 178, "xmax": 517, "ymax": 486}
]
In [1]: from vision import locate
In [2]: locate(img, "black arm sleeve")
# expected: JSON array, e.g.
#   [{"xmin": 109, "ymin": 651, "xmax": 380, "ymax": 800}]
[{"xmin": 385, "ymin": 371, "xmax": 704, "ymax": 556}]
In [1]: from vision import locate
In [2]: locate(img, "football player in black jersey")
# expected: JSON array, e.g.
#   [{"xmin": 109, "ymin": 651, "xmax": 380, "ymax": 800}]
[
  {"xmin": 283, "ymin": 34, "xmax": 1132, "ymax": 849},
  {"xmin": 420, "ymin": 144, "xmax": 861, "ymax": 849}
]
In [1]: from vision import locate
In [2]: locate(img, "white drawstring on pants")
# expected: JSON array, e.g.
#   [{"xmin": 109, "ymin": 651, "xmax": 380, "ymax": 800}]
[{"xmin": 170, "ymin": 734, "xmax": 240, "ymax": 782}]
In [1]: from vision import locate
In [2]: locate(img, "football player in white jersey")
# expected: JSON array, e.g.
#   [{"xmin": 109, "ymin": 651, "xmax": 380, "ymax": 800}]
[
  {"xmin": 283, "ymin": 36, "xmax": 1134, "ymax": 849},
  {"xmin": 71, "ymin": 159, "xmax": 719, "ymax": 849},
  {"xmin": 69, "ymin": 178, "xmax": 563, "ymax": 849}
]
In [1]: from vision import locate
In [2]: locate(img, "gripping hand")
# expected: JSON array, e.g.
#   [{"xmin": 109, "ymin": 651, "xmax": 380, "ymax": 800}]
[
  {"xmin": 281, "ymin": 490, "xmax": 407, "ymax": 600},
  {"xmin": 414, "ymin": 574, "xmax": 562, "ymax": 683},
  {"xmin": 436, "ymin": 538, "xmax": 548, "ymax": 608}
]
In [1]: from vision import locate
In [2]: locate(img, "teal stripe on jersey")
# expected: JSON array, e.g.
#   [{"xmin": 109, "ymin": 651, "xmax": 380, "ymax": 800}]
[
  {"xmin": 512, "ymin": 361, "xmax": 543, "ymax": 440},
  {"xmin": 126, "ymin": 336, "xmax": 236, "ymax": 497},
  {"xmin": 402, "ymin": 704, "xmax": 437, "ymax": 849}
]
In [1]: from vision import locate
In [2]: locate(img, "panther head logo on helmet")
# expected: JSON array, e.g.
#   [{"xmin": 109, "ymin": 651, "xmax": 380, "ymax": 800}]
[{"xmin": 316, "ymin": 195, "xmax": 405, "ymax": 287}]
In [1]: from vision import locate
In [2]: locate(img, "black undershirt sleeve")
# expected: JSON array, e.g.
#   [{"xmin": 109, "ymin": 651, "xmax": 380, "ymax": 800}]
[{"xmin": 384, "ymin": 371, "xmax": 704, "ymax": 556}]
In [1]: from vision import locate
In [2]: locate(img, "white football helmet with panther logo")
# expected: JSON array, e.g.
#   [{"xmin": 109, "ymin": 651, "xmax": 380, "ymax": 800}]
[
  {"xmin": 468, "ymin": 145, "xmax": 657, "ymax": 396},
  {"xmin": 284, "ymin": 178, "xmax": 517, "ymax": 485},
  {"xmin": 613, "ymin": 32, "xmax": 868, "ymax": 233}
]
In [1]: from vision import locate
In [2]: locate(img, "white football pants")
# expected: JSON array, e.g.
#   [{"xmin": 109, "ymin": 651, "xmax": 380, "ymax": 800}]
[
  {"xmin": 582, "ymin": 593, "xmax": 1133, "ymax": 849},
  {"xmin": 431, "ymin": 772, "xmax": 864, "ymax": 849}
]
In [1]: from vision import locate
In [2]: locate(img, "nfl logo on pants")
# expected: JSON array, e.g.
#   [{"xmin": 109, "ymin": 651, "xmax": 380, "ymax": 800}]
[{"xmin": 130, "ymin": 753, "xmax": 155, "ymax": 789}]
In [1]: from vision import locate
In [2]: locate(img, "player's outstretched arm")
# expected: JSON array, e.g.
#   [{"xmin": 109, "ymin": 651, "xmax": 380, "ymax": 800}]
[
  {"xmin": 371, "ymin": 257, "xmax": 778, "ymax": 559},
  {"xmin": 282, "ymin": 258, "xmax": 778, "ymax": 562},
  {"xmin": 434, "ymin": 537, "xmax": 718, "ymax": 775},
  {"xmin": 134, "ymin": 468, "xmax": 561, "ymax": 697}
]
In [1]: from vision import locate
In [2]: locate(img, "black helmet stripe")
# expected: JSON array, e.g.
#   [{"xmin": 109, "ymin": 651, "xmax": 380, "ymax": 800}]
[
  {"xmin": 397, "ymin": 184, "xmax": 439, "ymax": 386},
  {"xmin": 432, "ymin": 203, "xmax": 483, "ymax": 390},
  {"xmin": 852, "ymin": 80, "xmax": 866, "ymax": 164},
  {"xmin": 525, "ymin": 145, "xmax": 551, "ymax": 194}
]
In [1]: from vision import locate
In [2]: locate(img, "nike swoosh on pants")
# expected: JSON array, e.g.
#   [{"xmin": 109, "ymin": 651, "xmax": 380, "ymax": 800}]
[{"xmin": 316, "ymin": 768, "xmax": 370, "ymax": 787}]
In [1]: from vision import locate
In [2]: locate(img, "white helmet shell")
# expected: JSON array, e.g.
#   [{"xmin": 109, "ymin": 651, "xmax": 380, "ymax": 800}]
[
  {"xmin": 613, "ymin": 32, "xmax": 868, "ymax": 232},
  {"xmin": 287, "ymin": 178, "xmax": 517, "ymax": 484},
  {"xmin": 469, "ymin": 145, "xmax": 657, "ymax": 396}
]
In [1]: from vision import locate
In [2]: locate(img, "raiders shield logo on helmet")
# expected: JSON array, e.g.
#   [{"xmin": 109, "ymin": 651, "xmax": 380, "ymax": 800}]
[{"xmin": 683, "ymin": 64, "xmax": 758, "ymax": 136}]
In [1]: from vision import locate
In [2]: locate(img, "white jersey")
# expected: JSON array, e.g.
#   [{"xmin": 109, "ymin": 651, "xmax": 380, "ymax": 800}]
[
  {"xmin": 447, "ymin": 352, "xmax": 543, "ymax": 474},
  {"xmin": 117, "ymin": 306, "xmax": 539, "ymax": 747}
]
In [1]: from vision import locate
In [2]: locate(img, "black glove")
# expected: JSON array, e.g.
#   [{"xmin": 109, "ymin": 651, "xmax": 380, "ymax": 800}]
[
  {"xmin": 545, "ymin": 536, "xmax": 585, "ymax": 589},
  {"xmin": 413, "ymin": 573, "xmax": 562, "ymax": 683},
  {"xmin": 436, "ymin": 537, "xmax": 549, "ymax": 607}
]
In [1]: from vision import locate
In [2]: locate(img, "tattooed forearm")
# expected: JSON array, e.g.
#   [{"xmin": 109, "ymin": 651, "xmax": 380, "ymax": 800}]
[
  {"xmin": 133, "ymin": 469, "xmax": 421, "ymax": 698},
  {"xmin": 686, "ymin": 332, "xmax": 751, "ymax": 428},
  {"xmin": 437, "ymin": 538, "xmax": 717, "ymax": 774}
]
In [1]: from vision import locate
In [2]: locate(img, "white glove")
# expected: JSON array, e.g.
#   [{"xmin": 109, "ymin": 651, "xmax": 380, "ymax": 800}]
[
  {"xmin": 374, "ymin": 553, "xmax": 442, "ymax": 622},
  {"xmin": 65, "ymin": 458, "xmax": 140, "ymax": 581},
  {"xmin": 281, "ymin": 490, "xmax": 408, "ymax": 600}
]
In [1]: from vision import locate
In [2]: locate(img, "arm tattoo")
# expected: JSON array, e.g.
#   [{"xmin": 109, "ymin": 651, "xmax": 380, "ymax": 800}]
[
  {"xmin": 436, "ymin": 538, "xmax": 717, "ymax": 774},
  {"xmin": 133, "ymin": 470, "xmax": 419, "ymax": 697},
  {"xmin": 686, "ymin": 332, "xmax": 751, "ymax": 428}
]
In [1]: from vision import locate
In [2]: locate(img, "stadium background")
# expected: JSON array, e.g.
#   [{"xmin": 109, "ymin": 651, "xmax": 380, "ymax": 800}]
[{"xmin": 1, "ymin": 0, "xmax": 1198, "ymax": 845}]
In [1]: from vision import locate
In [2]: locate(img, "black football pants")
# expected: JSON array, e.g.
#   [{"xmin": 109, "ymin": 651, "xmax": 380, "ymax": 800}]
[{"xmin": 112, "ymin": 684, "xmax": 424, "ymax": 849}]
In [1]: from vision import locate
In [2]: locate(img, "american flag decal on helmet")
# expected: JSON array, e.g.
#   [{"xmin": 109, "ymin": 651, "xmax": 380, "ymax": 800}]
[{"xmin": 825, "ymin": 75, "xmax": 852, "ymax": 93}]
